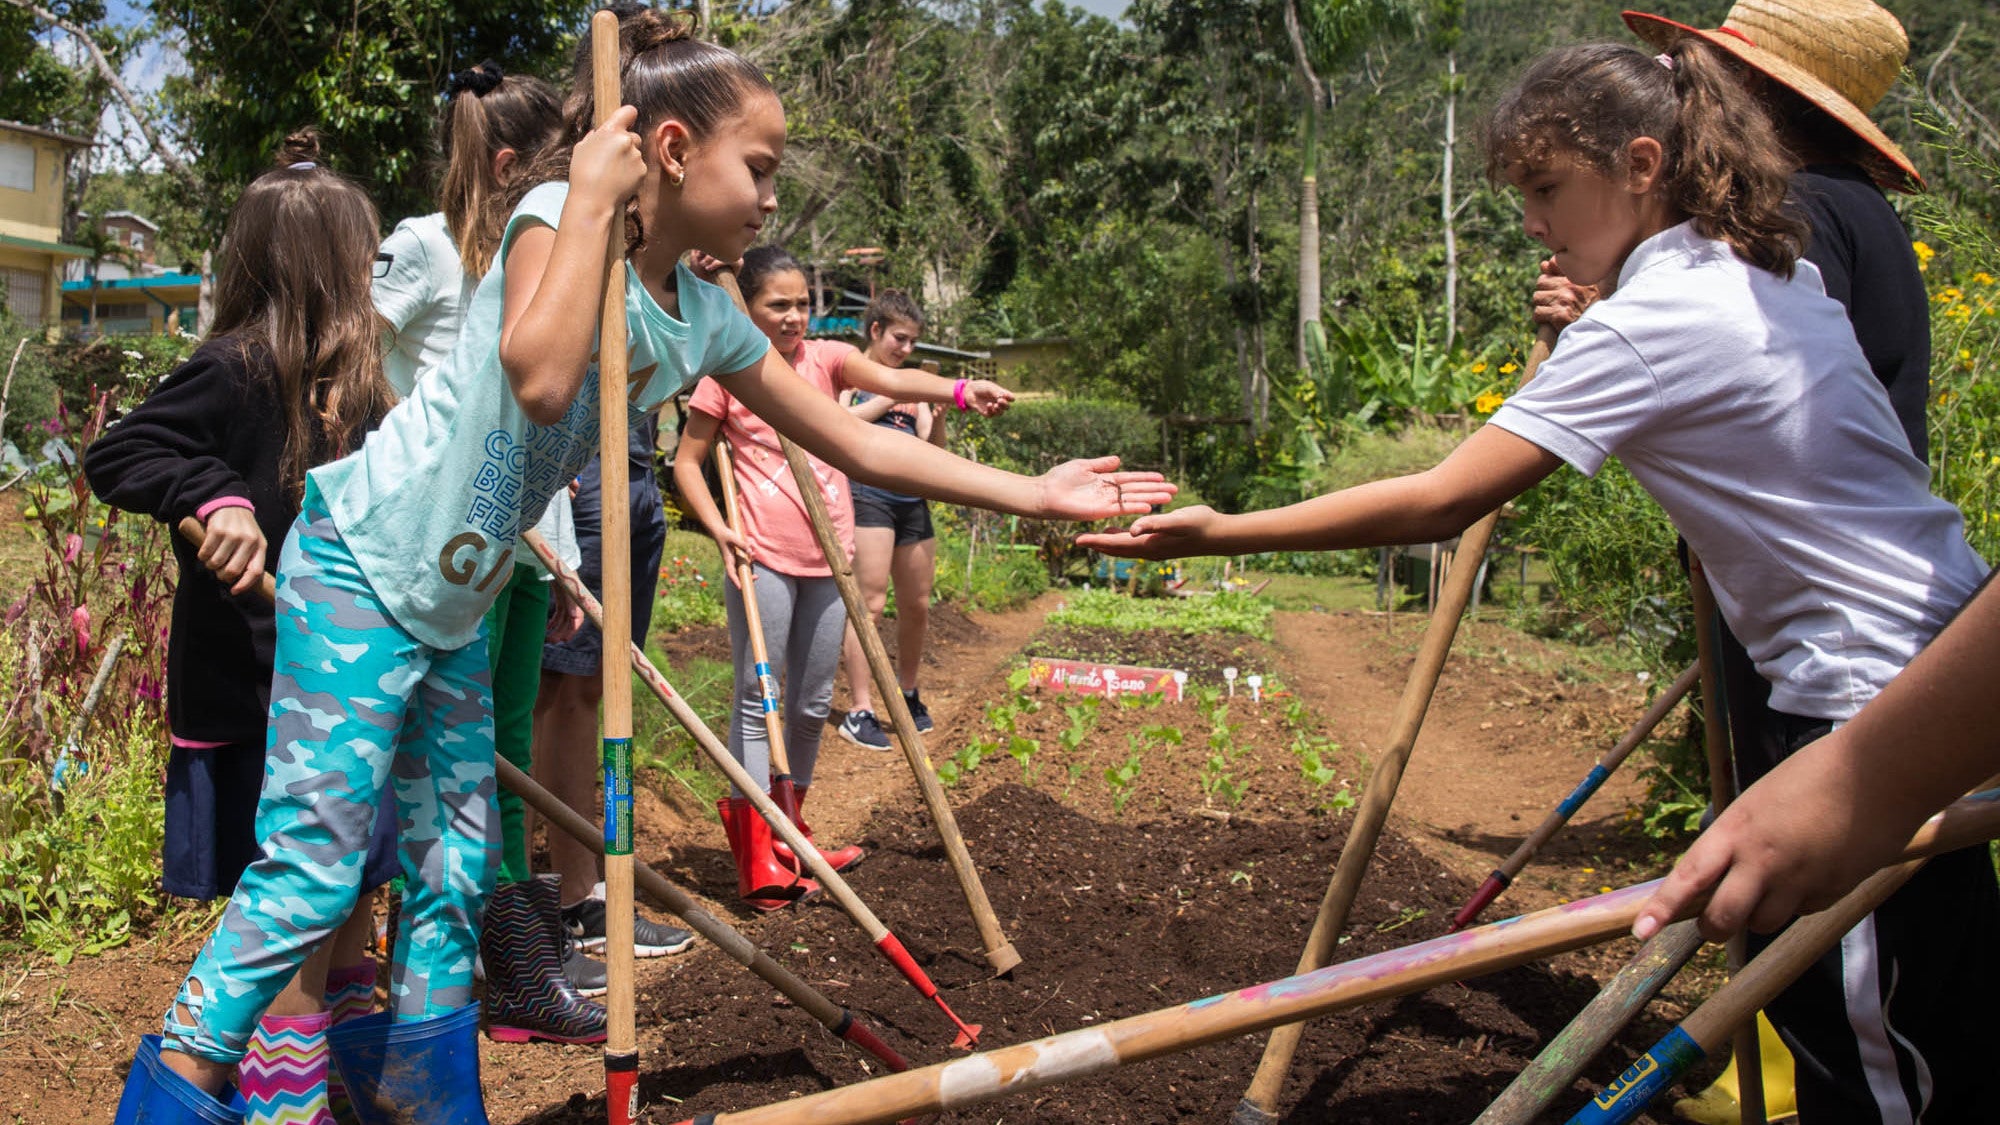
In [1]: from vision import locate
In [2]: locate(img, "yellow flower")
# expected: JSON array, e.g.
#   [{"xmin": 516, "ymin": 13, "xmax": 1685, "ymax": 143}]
[
  {"xmin": 1938, "ymin": 287, "xmax": 1964, "ymax": 304},
  {"xmin": 1499, "ymin": 361, "xmax": 1519, "ymax": 375},
  {"xmin": 1976, "ymin": 271, "xmax": 1996, "ymax": 286},
  {"xmin": 1913, "ymin": 240, "xmax": 1934, "ymax": 270},
  {"xmin": 1473, "ymin": 392, "xmax": 1505, "ymax": 415},
  {"xmin": 1470, "ymin": 361, "xmax": 1489, "ymax": 374}
]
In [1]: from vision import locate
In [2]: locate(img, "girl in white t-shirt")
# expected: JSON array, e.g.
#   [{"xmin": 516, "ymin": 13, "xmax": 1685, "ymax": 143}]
[
  {"xmin": 124, "ymin": 11, "xmax": 1172, "ymax": 1122},
  {"xmin": 1084, "ymin": 38, "xmax": 1995, "ymax": 1122},
  {"xmin": 370, "ymin": 60, "xmax": 614, "ymax": 1048}
]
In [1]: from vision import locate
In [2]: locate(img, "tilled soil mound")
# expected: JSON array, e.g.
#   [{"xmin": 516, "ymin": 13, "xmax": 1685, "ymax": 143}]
[{"xmin": 522, "ymin": 784, "xmax": 1677, "ymax": 1124}]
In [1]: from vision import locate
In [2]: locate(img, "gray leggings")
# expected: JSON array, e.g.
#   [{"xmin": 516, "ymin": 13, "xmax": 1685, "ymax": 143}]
[{"xmin": 724, "ymin": 564, "xmax": 847, "ymax": 795}]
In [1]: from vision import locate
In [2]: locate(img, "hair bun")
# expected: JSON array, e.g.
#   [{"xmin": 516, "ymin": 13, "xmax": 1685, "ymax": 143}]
[
  {"xmin": 622, "ymin": 6, "xmax": 697, "ymax": 52},
  {"xmin": 275, "ymin": 127, "xmax": 323, "ymax": 169},
  {"xmin": 447, "ymin": 59, "xmax": 504, "ymax": 97}
]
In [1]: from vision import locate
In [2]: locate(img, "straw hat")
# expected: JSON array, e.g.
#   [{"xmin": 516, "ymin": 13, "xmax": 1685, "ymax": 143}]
[{"xmin": 1622, "ymin": 0, "xmax": 1922, "ymax": 192}]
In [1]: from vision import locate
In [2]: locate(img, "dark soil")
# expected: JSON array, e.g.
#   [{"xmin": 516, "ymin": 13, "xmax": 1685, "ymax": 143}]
[
  {"xmin": 1025, "ymin": 623, "xmax": 1284, "ymax": 685},
  {"xmin": 519, "ymin": 784, "xmax": 1681, "ymax": 1124}
]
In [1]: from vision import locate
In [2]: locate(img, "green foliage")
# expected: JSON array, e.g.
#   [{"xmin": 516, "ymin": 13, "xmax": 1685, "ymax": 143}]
[
  {"xmin": 153, "ymin": 0, "xmax": 575, "ymax": 235},
  {"xmin": 932, "ymin": 530, "xmax": 1048, "ymax": 613},
  {"xmin": 631, "ymin": 653, "xmax": 732, "ymax": 806},
  {"xmin": 1047, "ymin": 589, "xmax": 1275, "ymax": 639},
  {"xmin": 0, "ymin": 322, "xmax": 193, "ymax": 454},
  {"xmin": 649, "ymin": 543, "xmax": 724, "ymax": 636}
]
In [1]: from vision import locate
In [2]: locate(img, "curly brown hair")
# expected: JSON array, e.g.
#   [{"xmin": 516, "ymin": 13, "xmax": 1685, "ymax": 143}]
[{"xmin": 1484, "ymin": 39, "xmax": 1807, "ymax": 277}]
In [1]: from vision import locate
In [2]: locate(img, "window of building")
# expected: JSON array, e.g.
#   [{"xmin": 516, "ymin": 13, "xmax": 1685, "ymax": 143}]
[
  {"xmin": 130, "ymin": 231, "xmax": 146, "ymax": 252},
  {"xmin": 4, "ymin": 268, "xmax": 46, "ymax": 322},
  {"xmin": 0, "ymin": 141, "xmax": 34, "ymax": 193}
]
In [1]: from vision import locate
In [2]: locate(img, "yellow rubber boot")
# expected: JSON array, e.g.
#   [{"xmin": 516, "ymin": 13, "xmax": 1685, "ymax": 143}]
[{"xmin": 1673, "ymin": 1012, "xmax": 1799, "ymax": 1124}]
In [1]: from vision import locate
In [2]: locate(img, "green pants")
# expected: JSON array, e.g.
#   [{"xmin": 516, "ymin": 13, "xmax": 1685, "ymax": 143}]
[{"xmin": 484, "ymin": 563, "xmax": 549, "ymax": 883}]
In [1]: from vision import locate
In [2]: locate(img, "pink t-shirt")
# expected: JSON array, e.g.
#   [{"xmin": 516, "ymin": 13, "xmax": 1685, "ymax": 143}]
[{"xmin": 688, "ymin": 338, "xmax": 858, "ymax": 579}]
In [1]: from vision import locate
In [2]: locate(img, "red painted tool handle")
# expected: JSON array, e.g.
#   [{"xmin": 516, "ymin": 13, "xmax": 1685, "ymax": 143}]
[
  {"xmin": 1451, "ymin": 872, "xmax": 1510, "ymax": 932},
  {"xmin": 874, "ymin": 933, "xmax": 940, "ymax": 1000}
]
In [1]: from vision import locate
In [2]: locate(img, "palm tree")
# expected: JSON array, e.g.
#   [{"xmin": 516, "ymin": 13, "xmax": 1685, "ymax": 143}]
[{"xmin": 1283, "ymin": 0, "xmax": 1421, "ymax": 370}]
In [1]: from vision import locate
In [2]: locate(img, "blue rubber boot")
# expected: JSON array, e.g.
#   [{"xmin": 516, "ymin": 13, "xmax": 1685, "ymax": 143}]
[
  {"xmin": 113, "ymin": 1035, "xmax": 242, "ymax": 1124},
  {"xmin": 324, "ymin": 1003, "xmax": 490, "ymax": 1125}
]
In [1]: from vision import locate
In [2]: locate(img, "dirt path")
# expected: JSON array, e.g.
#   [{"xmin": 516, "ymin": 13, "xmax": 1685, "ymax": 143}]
[{"xmin": 1270, "ymin": 608, "xmax": 1671, "ymax": 916}]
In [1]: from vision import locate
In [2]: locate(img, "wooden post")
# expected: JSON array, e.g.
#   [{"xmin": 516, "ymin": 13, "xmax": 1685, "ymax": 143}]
[{"xmin": 1231, "ymin": 326, "xmax": 1556, "ymax": 1125}]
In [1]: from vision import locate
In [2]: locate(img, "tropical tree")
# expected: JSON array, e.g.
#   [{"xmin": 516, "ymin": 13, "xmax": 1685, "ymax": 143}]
[{"xmin": 1283, "ymin": 0, "xmax": 1420, "ymax": 370}]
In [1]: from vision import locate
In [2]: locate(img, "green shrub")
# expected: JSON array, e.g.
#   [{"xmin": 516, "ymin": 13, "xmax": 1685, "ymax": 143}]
[
  {"xmin": 933, "ymin": 532, "xmax": 1049, "ymax": 612},
  {"xmin": 650, "ymin": 530, "xmax": 726, "ymax": 635},
  {"xmin": 1047, "ymin": 589, "xmax": 1273, "ymax": 638},
  {"xmin": 952, "ymin": 396, "xmax": 1162, "ymax": 475}
]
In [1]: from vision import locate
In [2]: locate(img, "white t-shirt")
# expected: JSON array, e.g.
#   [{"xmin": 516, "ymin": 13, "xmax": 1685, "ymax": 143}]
[
  {"xmin": 371, "ymin": 211, "xmax": 579, "ymax": 580},
  {"xmin": 1490, "ymin": 222, "xmax": 1987, "ymax": 721},
  {"xmin": 374, "ymin": 212, "xmax": 472, "ymax": 400}
]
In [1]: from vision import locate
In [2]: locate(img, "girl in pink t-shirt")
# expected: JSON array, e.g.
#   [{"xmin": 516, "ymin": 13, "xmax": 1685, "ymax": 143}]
[{"xmin": 674, "ymin": 246, "xmax": 1011, "ymax": 910}]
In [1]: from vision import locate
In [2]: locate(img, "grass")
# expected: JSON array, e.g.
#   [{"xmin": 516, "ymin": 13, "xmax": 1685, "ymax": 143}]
[{"xmin": 1047, "ymin": 589, "xmax": 1274, "ymax": 638}]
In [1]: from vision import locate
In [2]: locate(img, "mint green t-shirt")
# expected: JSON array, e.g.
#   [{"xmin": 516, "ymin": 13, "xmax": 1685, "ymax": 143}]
[{"xmin": 311, "ymin": 182, "xmax": 770, "ymax": 650}]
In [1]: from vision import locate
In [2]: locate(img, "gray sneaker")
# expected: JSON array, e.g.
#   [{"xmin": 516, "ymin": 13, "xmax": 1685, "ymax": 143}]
[
  {"xmin": 563, "ymin": 942, "xmax": 607, "ymax": 998},
  {"xmin": 902, "ymin": 689, "xmax": 935, "ymax": 733},
  {"xmin": 839, "ymin": 709, "xmax": 891, "ymax": 749}
]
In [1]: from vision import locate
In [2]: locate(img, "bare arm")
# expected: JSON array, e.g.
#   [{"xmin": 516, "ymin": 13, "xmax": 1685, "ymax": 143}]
[
  {"xmin": 1078, "ymin": 424, "xmax": 1561, "ymax": 559},
  {"xmin": 497, "ymin": 107, "xmax": 644, "ymax": 426},
  {"xmin": 669, "ymin": 408, "xmax": 750, "ymax": 565},
  {"xmin": 840, "ymin": 351, "xmax": 1013, "ymax": 416},
  {"xmin": 720, "ymin": 349, "xmax": 1171, "ymax": 520},
  {"xmin": 843, "ymin": 387, "xmax": 903, "ymax": 423},
  {"xmin": 1636, "ymin": 573, "xmax": 2000, "ymax": 942}
]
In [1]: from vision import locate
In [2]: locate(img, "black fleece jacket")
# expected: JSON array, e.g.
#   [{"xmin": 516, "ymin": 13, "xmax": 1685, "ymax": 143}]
[{"xmin": 84, "ymin": 338, "xmax": 376, "ymax": 744}]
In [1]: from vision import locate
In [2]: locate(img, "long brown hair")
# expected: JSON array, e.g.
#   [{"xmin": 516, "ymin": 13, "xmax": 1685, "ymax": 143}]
[
  {"xmin": 208, "ymin": 129, "xmax": 395, "ymax": 506},
  {"xmin": 439, "ymin": 61, "xmax": 561, "ymax": 277},
  {"xmin": 1484, "ymin": 40, "xmax": 1807, "ymax": 277},
  {"xmin": 512, "ymin": 5, "xmax": 775, "ymax": 253}
]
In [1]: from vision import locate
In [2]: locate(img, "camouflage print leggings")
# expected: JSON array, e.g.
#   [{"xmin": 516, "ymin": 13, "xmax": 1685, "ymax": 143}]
[{"xmin": 162, "ymin": 488, "xmax": 497, "ymax": 1064}]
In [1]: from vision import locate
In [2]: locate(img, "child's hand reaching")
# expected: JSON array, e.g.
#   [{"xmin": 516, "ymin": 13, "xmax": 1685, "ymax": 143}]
[
  {"xmin": 571, "ymin": 104, "xmax": 645, "ymax": 215},
  {"xmin": 1032, "ymin": 457, "xmax": 1177, "ymax": 522},
  {"xmin": 962, "ymin": 380, "xmax": 1014, "ymax": 416},
  {"xmin": 1633, "ymin": 732, "xmax": 1932, "ymax": 944},
  {"xmin": 687, "ymin": 251, "xmax": 742, "ymax": 283},
  {"xmin": 1075, "ymin": 505, "xmax": 1217, "ymax": 560},
  {"xmin": 199, "ymin": 506, "xmax": 268, "ymax": 595}
]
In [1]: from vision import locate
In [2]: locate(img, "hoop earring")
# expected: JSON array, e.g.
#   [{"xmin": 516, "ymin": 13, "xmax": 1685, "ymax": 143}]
[{"xmin": 669, "ymin": 167, "xmax": 686, "ymax": 187}]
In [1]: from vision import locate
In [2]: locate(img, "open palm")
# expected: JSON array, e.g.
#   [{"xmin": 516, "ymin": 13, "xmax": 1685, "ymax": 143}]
[{"xmin": 1036, "ymin": 457, "xmax": 1178, "ymax": 522}]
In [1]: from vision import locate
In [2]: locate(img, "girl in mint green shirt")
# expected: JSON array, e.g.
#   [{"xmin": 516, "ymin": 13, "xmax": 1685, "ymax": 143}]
[{"xmin": 130, "ymin": 11, "xmax": 1174, "ymax": 1120}]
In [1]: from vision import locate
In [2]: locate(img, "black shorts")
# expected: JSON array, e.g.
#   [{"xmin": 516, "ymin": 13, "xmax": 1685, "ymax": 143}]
[
  {"xmin": 852, "ymin": 487, "xmax": 934, "ymax": 547},
  {"xmin": 165, "ymin": 739, "xmax": 399, "ymax": 901},
  {"xmin": 542, "ymin": 455, "xmax": 668, "ymax": 677}
]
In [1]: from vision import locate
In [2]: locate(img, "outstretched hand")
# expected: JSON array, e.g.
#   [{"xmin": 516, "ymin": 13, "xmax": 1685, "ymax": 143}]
[
  {"xmin": 1632, "ymin": 740, "xmax": 1922, "ymax": 943},
  {"xmin": 963, "ymin": 379, "xmax": 1014, "ymax": 416},
  {"xmin": 1075, "ymin": 505, "xmax": 1218, "ymax": 561},
  {"xmin": 1033, "ymin": 457, "xmax": 1178, "ymax": 522}
]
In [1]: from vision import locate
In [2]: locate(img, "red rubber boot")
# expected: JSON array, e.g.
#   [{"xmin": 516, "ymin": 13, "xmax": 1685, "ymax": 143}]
[
  {"xmin": 718, "ymin": 797, "xmax": 817, "ymax": 912},
  {"xmin": 770, "ymin": 784, "xmax": 865, "ymax": 873}
]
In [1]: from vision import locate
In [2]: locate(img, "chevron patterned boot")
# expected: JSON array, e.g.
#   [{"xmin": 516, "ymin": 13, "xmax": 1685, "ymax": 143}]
[
  {"xmin": 238, "ymin": 1011, "xmax": 336, "ymax": 1125},
  {"xmin": 481, "ymin": 876, "xmax": 607, "ymax": 1044}
]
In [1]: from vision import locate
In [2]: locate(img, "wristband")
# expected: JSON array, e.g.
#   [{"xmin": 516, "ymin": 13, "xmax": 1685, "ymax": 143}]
[
  {"xmin": 196, "ymin": 496, "xmax": 255, "ymax": 521},
  {"xmin": 952, "ymin": 378, "xmax": 969, "ymax": 411}
]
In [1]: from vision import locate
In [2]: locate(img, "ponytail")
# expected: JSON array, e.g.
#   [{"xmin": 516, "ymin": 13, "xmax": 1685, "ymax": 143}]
[
  {"xmin": 1484, "ymin": 40, "xmax": 1806, "ymax": 277},
  {"xmin": 438, "ymin": 61, "xmax": 561, "ymax": 277}
]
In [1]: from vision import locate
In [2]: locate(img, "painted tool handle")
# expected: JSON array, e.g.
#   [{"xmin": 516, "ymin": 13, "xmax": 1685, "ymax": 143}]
[
  {"xmin": 1686, "ymin": 559, "xmax": 1761, "ymax": 1125},
  {"xmin": 709, "ymin": 267, "xmax": 1019, "ymax": 977},
  {"xmin": 525, "ymin": 532, "xmax": 883, "ymax": 936},
  {"xmin": 676, "ymin": 787, "xmax": 2000, "ymax": 1125},
  {"xmin": 1569, "ymin": 859, "xmax": 1923, "ymax": 1125},
  {"xmin": 1451, "ymin": 663, "xmax": 1699, "ymax": 930},
  {"xmin": 494, "ymin": 758, "xmax": 909, "ymax": 1073},
  {"xmin": 1237, "ymin": 325, "xmax": 1558, "ymax": 1122},
  {"xmin": 588, "ymin": 11, "xmax": 640, "ymax": 1125},
  {"xmin": 712, "ymin": 439, "xmax": 793, "ymax": 779},
  {"xmin": 1473, "ymin": 918, "xmax": 1704, "ymax": 1124}
]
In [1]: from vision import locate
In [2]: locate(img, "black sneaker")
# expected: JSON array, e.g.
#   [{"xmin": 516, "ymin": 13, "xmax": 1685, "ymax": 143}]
[
  {"xmin": 838, "ymin": 709, "xmax": 891, "ymax": 749},
  {"xmin": 563, "ymin": 942, "xmax": 608, "ymax": 998},
  {"xmin": 902, "ymin": 689, "xmax": 935, "ymax": 733},
  {"xmin": 562, "ymin": 884, "xmax": 697, "ymax": 958}
]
